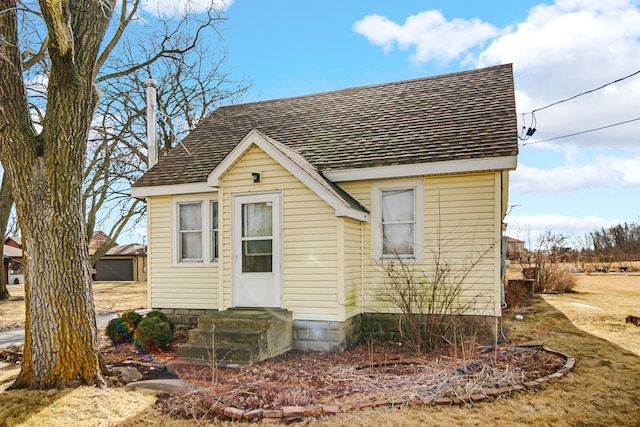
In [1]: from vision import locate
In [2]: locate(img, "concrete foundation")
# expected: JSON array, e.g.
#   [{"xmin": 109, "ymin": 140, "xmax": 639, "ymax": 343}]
[{"xmin": 159, "ymin": 308, "xmax": 499, "ymax": 356}]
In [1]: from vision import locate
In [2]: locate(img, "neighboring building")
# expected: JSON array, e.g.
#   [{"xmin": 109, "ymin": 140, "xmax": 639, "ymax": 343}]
[
  {"xmin": 93, "ymin": 243, "xmax": 148, "ymax": 282},
  {"xmin": 89, "ymin": 232, "xmax": 147, "ymax": 282},
  {"xmin": 3, "ymin": 237, "xmax": 23, "ymax": 284},
  {"xmin": 132, "ymin": 64, "xmax": 518, "ymax": 356},
  {"xmin": 88, "ymin": 230, "xmax": 110, "ymax": 254},
  {"xmin": 3, "ymin": 238, "xmax": 24, "ymax": 285},
  {"xmin": 505, "ymin": 236, "xmax": 526, "ymax": 260}
]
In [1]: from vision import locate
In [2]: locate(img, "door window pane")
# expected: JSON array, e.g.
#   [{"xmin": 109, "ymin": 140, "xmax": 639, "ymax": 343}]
[
  {"xmin": 242, "ymin": 202, "xmax": 272, "ymax": 273},
  {"xmin": 243, "ymin": 203, "xmax": 272, "ymax": 237}
]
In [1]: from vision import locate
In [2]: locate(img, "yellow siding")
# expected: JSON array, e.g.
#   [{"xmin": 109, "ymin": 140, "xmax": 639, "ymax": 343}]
[
  {"xmin": 146, "ymin": 196, "xmax": 219, "ymax": 309},
  {"xmin": 342, "ymin": 173, "xmax": 501, "ymax": 317},
  {"xmin": 220, "ymin": 144, "xmax": 340, "ymax": 321},
  {"xmin": 146, "ymin": 144, "xmax": 503, "ymax": 321},
  {"xmin": 342, "ymin": 218, "xmax": 364, "ymax": 319}
]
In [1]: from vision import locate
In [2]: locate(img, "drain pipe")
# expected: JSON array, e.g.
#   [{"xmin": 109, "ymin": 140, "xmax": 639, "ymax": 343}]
[{"xmin": 145, "ymin": 78, "xmax": 158, "ymax": 169}]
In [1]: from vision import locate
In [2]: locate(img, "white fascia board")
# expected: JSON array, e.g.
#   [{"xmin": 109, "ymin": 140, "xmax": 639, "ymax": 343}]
[
  {"xmin": 207, "ymin": 129, "xmax": 368, "ymax": 222},
  {"xmin": 131, "ymin": 182, "xmax": 212, "ymax": 198},
  {"xmin": 324, "ymin": 156, "xmax": 518, "ymax": 182},
  {"xmin": 336, "ymin": 207, "xmax": 369, "ymax": 222}
]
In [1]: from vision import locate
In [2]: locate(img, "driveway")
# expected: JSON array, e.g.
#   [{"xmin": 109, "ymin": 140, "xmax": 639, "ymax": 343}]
[{"xmin": 0, "ymin": 309, "xmax": 151, "ymax": 349}]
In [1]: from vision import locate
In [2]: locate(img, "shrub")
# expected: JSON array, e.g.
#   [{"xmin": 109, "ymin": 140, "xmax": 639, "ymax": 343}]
[
  {"xmin": 134, "ymin": 316, "xmax": 174, "ymax": 351},
  {"xmin": 535, "ymin": 263, "xmax": 577, "ymax": 294},
  {"xmin": 121, "ymin": 310, "xmax": 143, "ymax": 332},
  {"xmin": 105, "ymin": 317, "xmax": 133, "ymax": 344},
  {"xmin": 145, "ymin": 310, "xmax": 176, "ymax": 334}
]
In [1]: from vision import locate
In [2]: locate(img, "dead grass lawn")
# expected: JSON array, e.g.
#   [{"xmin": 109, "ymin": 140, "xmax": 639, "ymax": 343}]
[
  {"xmin": 1, "ymin": 275, "xmax": 639, "ymax": 426},
  {"xmin": 542, "ymin": 273, "xmax": 640, "ymax": 357},
  {"xmin": 0, "ymin": 281, "xmax": 147, "ymax": 331}
]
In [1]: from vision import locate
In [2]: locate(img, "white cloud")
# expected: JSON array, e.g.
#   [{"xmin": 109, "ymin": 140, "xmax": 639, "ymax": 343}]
[
  {"xmin": 141, "ymin": 0, "xmax": 232, "ymax": 17},
  {"xmin": 353, "ymin": 10, "xmax": 499, "ymax": 64},
  {"xmin": 354, "ymin": 1, "xmax": 640, "ymax": 150},
  {"xmin": 512, "ymin": 155, "xmax": 640, "ymax": 193},
  {"xmin": 475, "ymin": 0, "xmax": 640, "ymax": 150},
  {"xmin": 505, "ymin": 213, "xmax": 621, "ymax": 244}
]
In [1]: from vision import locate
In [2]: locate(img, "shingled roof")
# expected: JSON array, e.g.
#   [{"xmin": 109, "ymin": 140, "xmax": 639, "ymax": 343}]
[{"xmin": 133, "ymin": 64, "xmax": 517, "ymax": 189}]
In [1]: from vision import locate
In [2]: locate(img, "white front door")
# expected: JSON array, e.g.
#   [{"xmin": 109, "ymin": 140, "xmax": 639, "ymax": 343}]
[{"xmin": 232, "ymin": 192, "xmax": 282, "ymax": 307}]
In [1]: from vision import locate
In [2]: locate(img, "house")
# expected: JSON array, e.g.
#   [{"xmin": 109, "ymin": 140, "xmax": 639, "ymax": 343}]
[
  {"xmin": 132, "ymin": 64, "xmax": 518, "ymax": 362},
  {"xmin": 505, "ymin": 236, "xmax": 526, "ymax": 261},
  {"xmin": 3, "ymin": 237, "xmax": 23, "ymax": 284},
  {"xmin": 93, "ymin": 244, "xmax": 148, "ymax": 282},
  {"xmin": 89, "ymin": 232, "xmax": 148, "ymax": 282}
]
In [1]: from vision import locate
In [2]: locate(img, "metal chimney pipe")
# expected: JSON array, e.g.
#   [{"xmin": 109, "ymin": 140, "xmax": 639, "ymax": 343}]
[{"xmin": 145, "ymin": 78, "xmax": 158, "ymax": 169}]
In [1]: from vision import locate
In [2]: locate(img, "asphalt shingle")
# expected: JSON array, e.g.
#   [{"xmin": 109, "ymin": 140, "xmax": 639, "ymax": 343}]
[{"xmin": 133, "ymin": 64, "xmax": 517, "ymax": 188}]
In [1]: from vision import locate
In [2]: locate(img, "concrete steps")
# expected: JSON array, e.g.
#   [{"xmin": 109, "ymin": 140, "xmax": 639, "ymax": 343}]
[{"xmin": 175, "ymin": 309, "xmax": 292, "ymax": 368}]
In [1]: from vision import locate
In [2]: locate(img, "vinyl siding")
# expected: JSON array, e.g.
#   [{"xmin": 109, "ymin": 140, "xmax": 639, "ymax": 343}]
[
  {"xmin": 146, "ymin": 152, "xmax": 502, "ymax": 320},
  {"xmin": 146, "ymin": 195, "xmax": 219, "ymax": 309},
  {"xmin": 342, "ymin": 218, "xmax": 364, "ymax": 319},
  {"xmin": 341, "ymin": 172, "xmax": 502, "ymax": 317}
]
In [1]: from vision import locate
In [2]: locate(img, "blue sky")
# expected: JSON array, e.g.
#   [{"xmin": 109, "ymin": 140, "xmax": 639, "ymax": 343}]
[{"xmin": 137, "ymin": 0, "xmax": 640, "ymax": 246}]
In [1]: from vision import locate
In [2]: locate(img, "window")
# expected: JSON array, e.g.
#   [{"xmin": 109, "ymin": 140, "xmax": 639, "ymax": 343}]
[
  {"xmin": 174, "ymin": 195, "xmax": 219, "ymax": 265},
  {"xmin": 179, "ymin": 202, "xmax": 203, "ymax": 261},
  {"xmin": 381, "ymin": 189, "xmax": 414, "ymax": 256},
  {"xmin": 211, "ymin": 201, "xmax": 219, "ymax": 262},
  {"xmin": 372, "ymin": 180, "xmax": 423, "ymax": 262}
]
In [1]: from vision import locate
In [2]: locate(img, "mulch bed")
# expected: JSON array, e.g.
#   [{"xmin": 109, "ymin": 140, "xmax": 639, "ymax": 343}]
[
  {"xmin": 152, "ymin": 340, "xmax": 569, "ymax": 421},
  {"xmin": 1, "ymin": 330, "xmax": 572, "ymax": 423}
]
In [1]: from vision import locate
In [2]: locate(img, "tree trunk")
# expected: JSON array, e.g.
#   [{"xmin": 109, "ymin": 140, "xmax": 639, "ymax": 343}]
[
  {"xmin": 0, "ymin": 172, "xmax": 13, "ymax": 300},
  {"xmin": 0, "ymin": 0, "xmax": 115, "ymax": 389},
  {"xmin": 10, "ymin": 160, "xmax": 106, "ymax": 389}
]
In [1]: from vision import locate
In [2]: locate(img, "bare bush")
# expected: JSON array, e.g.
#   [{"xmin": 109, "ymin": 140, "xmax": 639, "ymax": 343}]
[
  {"xmin": 377, "ymin": 245, "xmax": 491, "ymax": 353},
  {"xmin": 527, "ymin": 231, "xmax": 576, "ymax": 294},
  {"xmin": 535, "ymin": 263, "xmax": 577, "ymax": 294}
]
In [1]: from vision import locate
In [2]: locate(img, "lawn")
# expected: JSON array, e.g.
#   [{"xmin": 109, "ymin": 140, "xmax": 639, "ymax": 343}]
[
  {"xmin": 0, "ymin": 275, "xmax": 639, "ymax": 426},
  {"xmin": 0, "ymin": 281, "xmax": 147, "ymax": 331}
]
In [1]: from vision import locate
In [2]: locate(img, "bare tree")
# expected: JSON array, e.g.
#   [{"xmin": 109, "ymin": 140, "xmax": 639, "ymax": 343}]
[
  {"xmin": 87, "ymin": 40, "xmax": 248, "ymax": 263},
  {"xmin": 0, "ymin": 0, "xmax": 243, "ymax": 389}
]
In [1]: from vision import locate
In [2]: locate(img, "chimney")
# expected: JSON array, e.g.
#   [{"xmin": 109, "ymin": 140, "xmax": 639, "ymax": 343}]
[{"xmin": 145, "ymin": 78, "xmax": 158, "ymax": 169}]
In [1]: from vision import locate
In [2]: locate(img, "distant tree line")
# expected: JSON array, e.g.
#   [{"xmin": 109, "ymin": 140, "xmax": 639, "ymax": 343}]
[
  {"xmin": 511, "ymin": 220, "xmax": 640, "ymax": 273},
  {"xmin": 589, "ymin": 221, "xmax": 640, "ymax": 254}
]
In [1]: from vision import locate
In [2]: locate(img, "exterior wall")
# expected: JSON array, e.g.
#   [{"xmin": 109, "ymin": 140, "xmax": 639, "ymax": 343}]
[
  {"xmin": 340, "ymin": 172, "xmax": 502, "ymax": 319},
  {"xmin": 146, "ymin": 195, "xmax": 220, "ymax": 310},
  {"xmin": 220, "ymin": 144, "xmax": 341, "ymax": 321},
  {"xmin": 147, "ymin": 154, "xmax": 502, "ymax": 340},
  {"xmin": 341, "ymin": 218, "xmax": 364, "ymax": 319}
]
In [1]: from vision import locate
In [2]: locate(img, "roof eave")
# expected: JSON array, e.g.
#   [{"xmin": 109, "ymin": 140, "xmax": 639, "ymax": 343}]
[{"xmin": 324, "ymin": 155, "xmax": 518, "ymax": 182}]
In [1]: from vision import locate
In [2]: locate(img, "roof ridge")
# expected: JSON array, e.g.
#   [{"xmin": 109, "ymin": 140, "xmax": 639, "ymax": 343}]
[{"xmin": 217, "ymin": 63, "xmax": 514, "ymax": 110}]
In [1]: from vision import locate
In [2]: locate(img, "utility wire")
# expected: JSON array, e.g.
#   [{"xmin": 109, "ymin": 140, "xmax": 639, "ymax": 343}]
[
  {"xmin": 521, "ymin": 116, "xmax": 640, "ymax": 146},
  {"xmin": 526, "ymin": 69, "xmax": 640, "ymax": 114}
]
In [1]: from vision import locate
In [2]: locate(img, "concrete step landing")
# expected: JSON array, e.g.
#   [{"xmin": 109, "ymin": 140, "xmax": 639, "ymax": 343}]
[{"xmin": 175, "ymin": 308, "xmax": 292, "ymax": 369}]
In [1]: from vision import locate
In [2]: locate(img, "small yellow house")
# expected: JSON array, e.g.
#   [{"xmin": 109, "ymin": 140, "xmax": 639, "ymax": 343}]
[{"xmin": 132, "ymin": 64, "xmax": 518, "ymax": 362}]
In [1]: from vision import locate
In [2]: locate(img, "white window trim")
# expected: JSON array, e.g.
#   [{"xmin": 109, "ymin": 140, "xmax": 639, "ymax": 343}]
[
  {"xmin": 172, "ymin": 194, "xmax": 220, "ymax": 266},
  {"xmin": 372, "ymin": 179, "xmax": 424, "ymax": 263}
]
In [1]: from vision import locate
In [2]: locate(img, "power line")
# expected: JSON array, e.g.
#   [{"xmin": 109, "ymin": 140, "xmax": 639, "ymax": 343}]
[
  {"xmin": 518, "ymin": 69, "xmax": 640, "ymax": 141},
  {"xmin": 527, "ymin": 69, "xmax": 640, "ymax": 114},
  {"xmin": 521, "ymin": 116, "xmax": 640, "ymax": 146}
]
